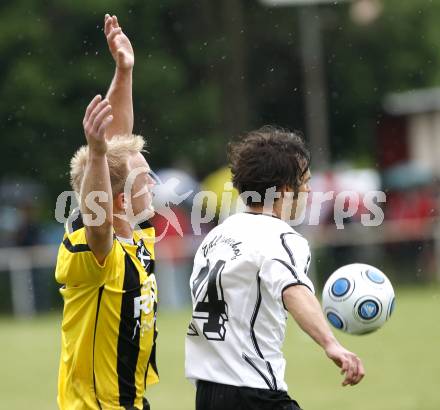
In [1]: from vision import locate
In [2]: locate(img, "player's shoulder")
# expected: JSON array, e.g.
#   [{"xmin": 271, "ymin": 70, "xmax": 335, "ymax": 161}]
[
  {"xmin": 222, "ymin": 212, "xmax": 309, "ymax": 254},
  {"xmin": 256, "ymin": 225, "xmax": 310, "ymax": 278},
  {"xmin": 55, "ymin": 222, "xmax": 91, "ymax": 284},
  {"xmin": 262, "ymin": 217, "xmax": 310, "ymax": 256},
  {"xmin": 275, "ymin": 222, "xmax": 309, "ymax": 247},
  {"xmin": 231, "ymin": 212, "xmax": 306, "ymax": 239},
  {"xmin": 64, "ymin": 207, "xmax": 84, "ymax": 234},
  {"xmin": 61, "ymin": 208, "xmax": 90, "ymax": 253},
  {"xmin": 197, "ymin": 212, "xmax": 308, "ymax": 245},
  {"xmin": 134, "ymin": 220, "xmax": 156, "ymax": 246},
  {"xmin": 196, "ymin": 221, "xmax": 224, "ymax": 254},
  {"xmin": 194, "ymin": 214, "xmax": 248, "ymax": 260},
  {"xmin": 231, "ymin": 213, "xmax": 310, "ymax": 261},
  {"xmin": 56, "ymin": 210, "xmax": 122, "ymax": 285}
]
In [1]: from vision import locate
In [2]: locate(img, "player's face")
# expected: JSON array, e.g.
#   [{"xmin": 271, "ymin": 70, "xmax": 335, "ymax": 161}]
[
  {"xmin": 284, "ymin": 169, "xmax": 311, "ymax": 222},
  {"xmin": 299, "ymin": 169, "xmax": 312, "ymax": 194},
  {"xmin": 126, "ymin": 153, "xmax": 156, "ymax": 225},
  {"xmin": 295, "ymin": 168, "xmax": 311, "ymax": 216}
]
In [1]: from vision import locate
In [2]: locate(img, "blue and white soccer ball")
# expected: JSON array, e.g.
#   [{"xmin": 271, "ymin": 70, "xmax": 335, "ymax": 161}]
[{"xmin": 322, "ymin": 263, "xmax": 395, "ymax": 335}]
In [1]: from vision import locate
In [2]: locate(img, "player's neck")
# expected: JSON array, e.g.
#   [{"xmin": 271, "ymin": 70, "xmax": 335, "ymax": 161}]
[
  {"xmin": 113, "ymin": 215, "xmax": 134, "ymax": 240},
  {"xmin": 246, "ymin": 205, "xmax": 280, "ymax": 219}
]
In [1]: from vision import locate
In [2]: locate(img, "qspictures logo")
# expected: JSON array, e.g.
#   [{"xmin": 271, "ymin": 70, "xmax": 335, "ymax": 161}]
[{"xmin": 54, "ymin": 167, "xmax": 386, "ymax": 243}]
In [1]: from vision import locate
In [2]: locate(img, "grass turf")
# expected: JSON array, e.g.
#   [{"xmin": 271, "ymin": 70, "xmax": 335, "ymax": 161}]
[{"xmin": 0, "ymin": 286, "xmax": 439, "ymax": 410}]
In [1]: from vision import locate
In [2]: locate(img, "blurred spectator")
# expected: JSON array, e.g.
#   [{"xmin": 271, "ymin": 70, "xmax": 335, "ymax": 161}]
[
  {"xmin": 151, "ymin": 205, "xmax": 194, "ymax": 309},
  {"xmin": 15, "ymin": 204, "xmax": 41, "ymax": 247},
  {"xmin": 151, "ymin": 167, "xmax": 201, "ymax": 308}
]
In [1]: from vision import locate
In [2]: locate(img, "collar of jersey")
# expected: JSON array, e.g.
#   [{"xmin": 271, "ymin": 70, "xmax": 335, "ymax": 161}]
[{"xmin": 244, "ymin": 211, "xmax": 281, "ymax": 220}]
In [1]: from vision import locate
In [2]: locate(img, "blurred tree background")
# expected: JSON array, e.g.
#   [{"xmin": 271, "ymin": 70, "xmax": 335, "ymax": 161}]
[{"xmin": 2, "ymin": 0, "xmax": 440, "ymax": 212}]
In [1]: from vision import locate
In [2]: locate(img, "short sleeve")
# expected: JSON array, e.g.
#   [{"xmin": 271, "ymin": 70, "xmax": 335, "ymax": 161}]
[
  {"xmin": 55, "ymin": 228, "xmax": 121, "ymax": 286},
  {"xmin": 259, "ymin": 231, "xmax": 314, "ymax": 307}
]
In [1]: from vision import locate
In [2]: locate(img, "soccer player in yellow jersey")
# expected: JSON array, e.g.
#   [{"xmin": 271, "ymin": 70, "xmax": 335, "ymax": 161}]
[{"xmin": 55, "ymin": 15, "xmax": 158, "ymax": 410}]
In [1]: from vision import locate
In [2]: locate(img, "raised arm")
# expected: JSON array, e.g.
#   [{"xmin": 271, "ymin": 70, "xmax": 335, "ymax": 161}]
[
  {"xmin": 81, "ymin": 95, "xmax": 114, "ymax": 264},
  {"xmin": 283, "ymin": 285, "xmax": 365, "ymax": 387},
  {"xmin": 103, "ymin": 14, "xmax": 134, "ymax": 139}
]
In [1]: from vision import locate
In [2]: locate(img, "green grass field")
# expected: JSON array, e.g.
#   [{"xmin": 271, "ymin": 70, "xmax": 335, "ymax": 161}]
[{"xmin": 1, "ymin": 286, "xmax": 439, "ymax": 410}]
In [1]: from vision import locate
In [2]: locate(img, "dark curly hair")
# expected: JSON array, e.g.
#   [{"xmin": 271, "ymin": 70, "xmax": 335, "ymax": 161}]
[{"xmin": 227, "ymin": 126, "xmax": 311, "ymax": 205}]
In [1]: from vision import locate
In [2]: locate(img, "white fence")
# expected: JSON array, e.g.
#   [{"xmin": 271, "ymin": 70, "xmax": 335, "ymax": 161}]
[{"xmin": 1, "ymin": 219, "xmax": 439, "ymax": 316}]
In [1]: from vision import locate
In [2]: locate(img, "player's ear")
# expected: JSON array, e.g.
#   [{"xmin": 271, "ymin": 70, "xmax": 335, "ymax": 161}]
[
  {"xmin": 114, "ymin": 192, "xmax": 126, "ymax": 210},
  {"xmin": 278, "ymin": 185, "xmax": 294, "ymax": 198}
]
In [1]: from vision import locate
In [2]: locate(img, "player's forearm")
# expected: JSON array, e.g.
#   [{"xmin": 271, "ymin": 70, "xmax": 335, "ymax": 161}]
[
  {"xmin": 283, "ymin": 285, "xmax": 338, "ymax": 350},
  {"xmin": 105, "ymin": 68, "xmax": 133, "ymax": 139},
  {"xmin": 80, "ymin": 151, "xmax": 114, "ymax": 256}
]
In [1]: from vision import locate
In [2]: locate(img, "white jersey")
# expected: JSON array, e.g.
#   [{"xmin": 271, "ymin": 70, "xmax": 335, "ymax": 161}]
[{"xmin": 185, "ymin": 212, "xmax": 314, "ymax": 392}]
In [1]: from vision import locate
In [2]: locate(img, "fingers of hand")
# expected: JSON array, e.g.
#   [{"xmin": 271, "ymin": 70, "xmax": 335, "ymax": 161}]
[
  {"xmin": 339, "ymin": 354, "xmax": 349, "ymax": 373},
  {"xmin": 342, "ymin": 359, "xmax": 356, "ymax": 386},
  {"xmin": 342, "ymin": 355, "xmax": 363, "ymax": 386},
  {"xmin": 107, "ymin": 27, "xmax": 122, "ymax": 43},
  {"xmin": 104, "ymin": 14, "xmax": 120, "ymax": 35},
  {"xmin": 84, "ymin": 99, "xmax": 110, "ymax": 136},
  {"xmin": 92, "ymin": 103, "xmax": 112, "ymax": 135},
  {"xmin": 83, "ymin": 95, "xmax": 102, "ymax": 126},
  {"xmin": 97, "ymin": 114, "xmax": 113, "ymax": 137},
  {"xmin": 104, "ymin": 14, "xmax": 112, "ymax": 36},
  {"xmin": 354, "ymin": 357, "xmax": 365, "ymax": 384}
]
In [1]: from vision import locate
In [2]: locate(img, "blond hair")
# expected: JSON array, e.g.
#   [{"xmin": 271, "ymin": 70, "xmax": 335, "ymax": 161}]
[{"xmin": 70, "ymin": 134, "xmax": 146, "ymax": 196}]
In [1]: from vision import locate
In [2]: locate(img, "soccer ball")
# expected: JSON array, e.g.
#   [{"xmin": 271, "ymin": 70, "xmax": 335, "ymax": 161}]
[{"xmin": 322, "ymin": 263, "xmax": 395, "ymax": 335}]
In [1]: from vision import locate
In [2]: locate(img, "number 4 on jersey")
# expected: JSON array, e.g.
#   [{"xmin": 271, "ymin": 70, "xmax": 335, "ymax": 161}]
[{"xmin": 191, "ymin": 259, "xmax": 228, "ymax": 341}]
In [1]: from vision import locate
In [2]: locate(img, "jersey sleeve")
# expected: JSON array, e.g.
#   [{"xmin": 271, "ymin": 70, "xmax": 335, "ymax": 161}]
[
  {"xmin": 55, "ymin": 227, "xmax": 121, "ymax": 286},
  {"xmin": 259, "ymin": 231, "xmax": 314, "ymax": 307}
]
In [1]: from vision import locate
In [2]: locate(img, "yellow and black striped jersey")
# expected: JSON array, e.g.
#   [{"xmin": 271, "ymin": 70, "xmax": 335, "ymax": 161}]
[{"xmin": 55, "ymin": 214, "xmax": 158, "ymax": 410}]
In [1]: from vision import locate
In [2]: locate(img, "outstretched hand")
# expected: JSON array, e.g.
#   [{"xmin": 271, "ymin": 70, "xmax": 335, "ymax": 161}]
[
  {"xmin": 325, "ymin": 341, "xmax": 365, "ymax": 386},
  {"xmin": 83, "ymin": 95, "xmax": 113, "ymax": 155},
  {"xmin": 104, "ymin": 14, "xmax": 134, "ymax": 70}
]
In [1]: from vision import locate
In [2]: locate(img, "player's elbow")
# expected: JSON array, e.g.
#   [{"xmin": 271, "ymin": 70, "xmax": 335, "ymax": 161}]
[{"xmin": 283, "ymin": 283, "xmax": 313, "ymax": 306}]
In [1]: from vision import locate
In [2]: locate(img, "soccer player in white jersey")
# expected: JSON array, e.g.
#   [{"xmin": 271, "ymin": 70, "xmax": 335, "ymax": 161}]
[{"xmin": 185, "ymin": 126, "xmax": 365, "ymax": 410}]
